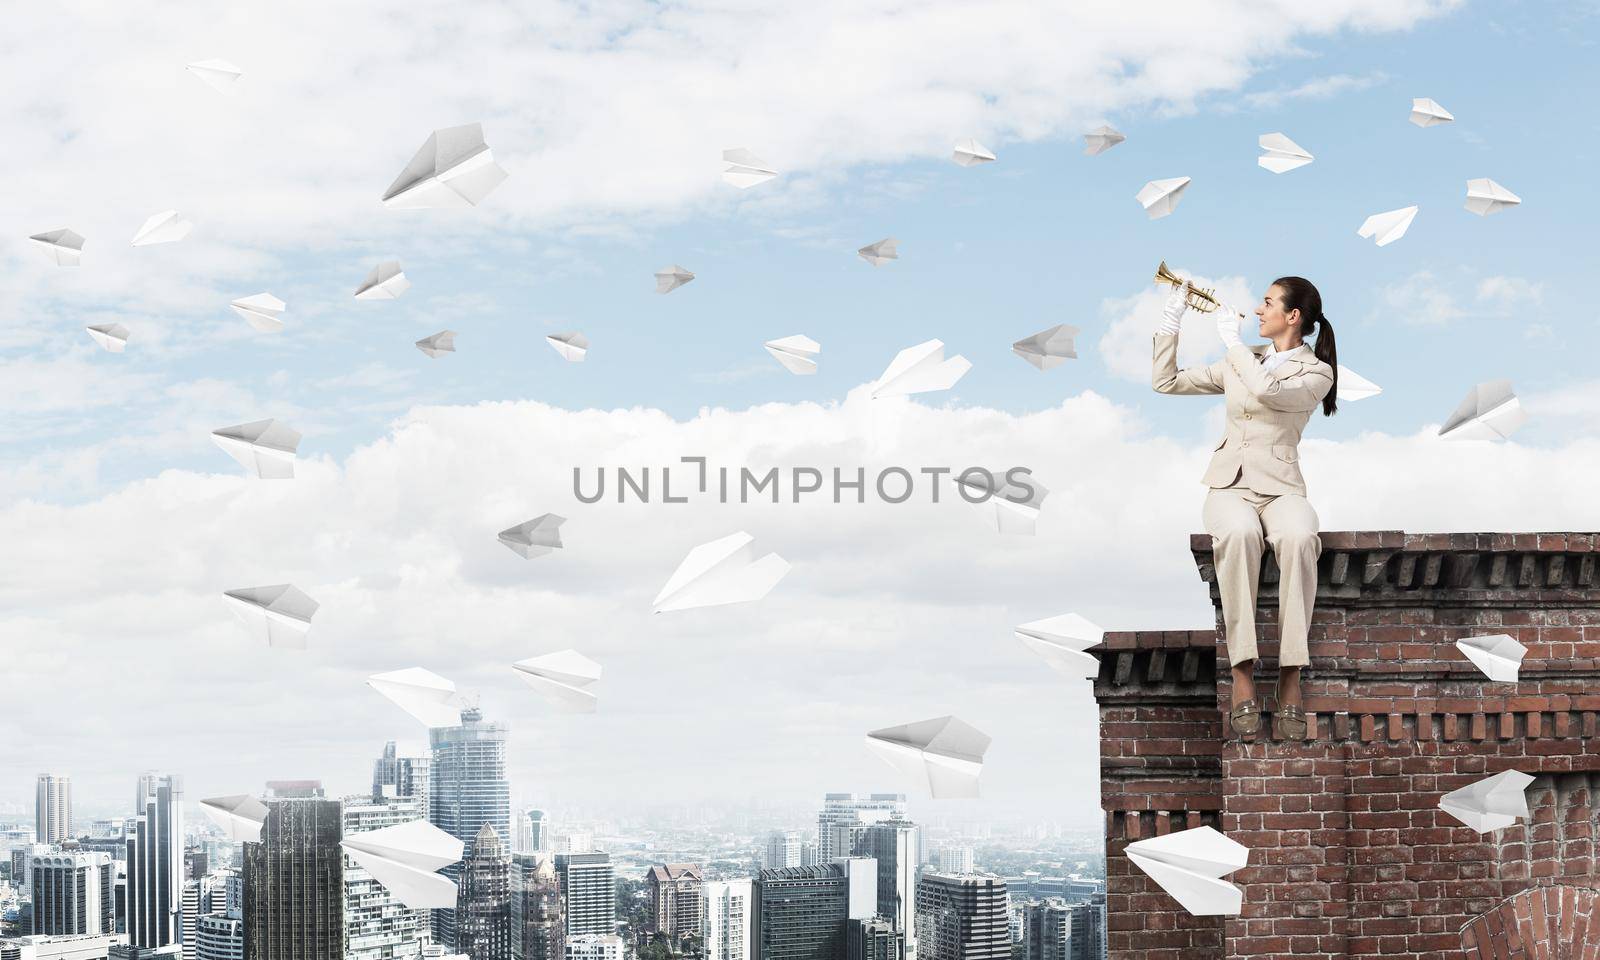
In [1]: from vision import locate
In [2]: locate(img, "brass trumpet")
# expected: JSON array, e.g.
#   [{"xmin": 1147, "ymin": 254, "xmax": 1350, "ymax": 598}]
[{"xmin": 1154, "ymin": 261, "xmax": 1221, "ymax": 313}]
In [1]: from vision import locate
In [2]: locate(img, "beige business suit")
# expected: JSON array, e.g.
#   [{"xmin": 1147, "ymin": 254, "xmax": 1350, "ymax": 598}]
[{"xmin": 1152, "ymin": 333, "xmax": 1335, "ymax": 667}]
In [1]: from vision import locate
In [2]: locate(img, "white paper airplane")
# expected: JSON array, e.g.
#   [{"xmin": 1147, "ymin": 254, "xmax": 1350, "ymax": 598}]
[
  {"xmin": 955, "ymin": 470, "xmax": 1048, "ymax": 535},
  {"xmin": 865, "ymin": 715, "xmax": 991, "ymax": 799},
  {"xmin": 130, "ymin": 210, "xmax": 193, "ymax": 246},
  {"xmin": 341, "ymin": 819, "xmax": 464, "ymax": 909},
  {"xmin": 86, "ymin": 323, "xmax": 130, "ymax": 353},
  {"xmin": 199, "ymin": 795, "xmax": 269, "ymax": 843},
  {"xmin": 29, "ymin": 229, "xmax": 85, "ymax": 267},
  {"xmin": 1125, "ymin": 826, "xmax": 1250, "ymax": 917},
  {"xmin": 952, "ymin": 139, "xmax": 996, "ymax": 167},
  {"xmin": 415, "ymin": 330, "xmax": 456, "ymax": 358},
  {"xmin": 382, "ymin": 123, "xmax": 508, "ymax": 208},
  {"xmin": 186, "ymin": 59, "xmax": 243, "ymax": 95},
  {"xmin": 871, "ymin": 339, "xmax": 970, "ymax": 398},
  {"xmin": 721, "ymin": 148, "xmax": 778, "ymax": 189},
  {"xmin": 653, "ymin": 531, "xmax": 789, "ymax": 613},
  {"xmin": 1438, "ymin": 770, "xmax": 1534, "ymax": 832},
  {"xmin": 1136, "ymin": 177, "xmax": 1191, "ymax": 219},
  {"xmin": 223, "ymin": 584, "xmax": 319, "ymax": 649},
  {"xmin": 1409, "ymin": 97, "xmax": 1454, "ymax": 127},
  {"xmin": 1015, "ymin": 613, "xmax": 1105, "ymax": 679},
  {"xmin": 764, "ymin": 335, "xmax": 820, "ymax": 375},
  {"xmin": 511, "ymin": 650, "xmax": 602, "ymax": 713},
  {"xmin": 354, "ymin": 261, "xmax": 410, "ymax": 299},
  {"xmin": 655, "ymin": 265, "xmax": 694, "ymax": 294},
  {"xmin": 1083, "ymin": 125, "xmax": 1125, "ymax": 156},
  {"xmin": 230, "ymin": 293, "xmax": 287, "ymax": 332},
  {"xmin": 499, "ymin": 514, "xmax": 565, "ymax": 559},
  {"xmin": 366, "ymin": 667, "xmax": 462, "ymax": 728},
  {"xmin": 1465, "ymin": 178, "xmax": 1521, "ymax": 216},
  {"xmin": 1012, "ymin": 324, "xmax": 1079, "ymax": 371},
  {"xmin": 1438, "ymin": 380, "xmax": 1527, "ymax": 441},
  {"xmin": 1257, "ymin": 133, "xmax": 1313, "ymax": 174},
  {"xmin": 1356, "ymin": 206, "xmax": 1418, "ymax": 247},
  {"xmin": 546, "ymin": 332, "xmax": 589, "ymax": 362},
  {"xmin": 1455, "ymin": 633, "xmax": 1527, "ymax": 683},
  {"xmin": 212, "ymin": 419, "xmax": 301, "ymax": 479},
  {"xmin": 858, "ymin": 238, "xmax": 898, "ymax": 266},
  {"xmin": 1335, "ymin": 365, "xmax": 1382, "ymax": 402}
]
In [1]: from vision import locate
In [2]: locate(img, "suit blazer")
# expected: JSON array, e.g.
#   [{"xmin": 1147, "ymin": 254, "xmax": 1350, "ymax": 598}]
[{"xmin": 1150, "ymin": 333, "xmax": 1334, "ymax": 497}]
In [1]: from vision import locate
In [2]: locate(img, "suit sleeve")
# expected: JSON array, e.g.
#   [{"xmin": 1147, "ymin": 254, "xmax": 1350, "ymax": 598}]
[
  {"xmin": 1223, "ymin": 345, "xmax": 1333, "ymax": 412},
  {"xmin": 1151, "ymin": 333, "xmax": 1225, "ymax": 395}
]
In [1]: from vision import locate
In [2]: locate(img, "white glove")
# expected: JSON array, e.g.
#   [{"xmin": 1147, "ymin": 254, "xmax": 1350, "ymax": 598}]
[
  {"xmin": 1215, "ymin": 303, "xmax": 1244, "ymax": 349},
  {"xmin": 1157, "ymin": 284, "xmax": 1188, "ymax": 335}
]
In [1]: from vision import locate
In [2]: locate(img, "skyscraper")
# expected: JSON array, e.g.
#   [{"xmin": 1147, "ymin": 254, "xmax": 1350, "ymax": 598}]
[
  {"xmin": 553, "ymin": 853, "xmax": 614, "ymax": 939},
  {"xmin": 181, "ymin": 879, "xmax": 202, "ymax": 960},
  {"xmin": 1019, "ymin": 900, "xmax": 1067, "ymax": 960},
  {"xmin": 763, "ymin": 832, "xmax": 800, "ymax": 870},
  {"xmin": 701, "ymin": 879, "xmax": 752, "ymax": 960},
  {"xmin": 126, "ymin": 773, "xmax": 184, "ymax": 949},
  {"xmin": 35, "ymin": 774, "xmax": 72, "ymax": 844},
  {"xmin": 854, "ymin": 820, "xmax": 918, "ymax": 957},
  {"xmin": 913, "ymin": 874, "xmax": 1008, "ymax": 960},
  {"xmin": 847, "ymin": 919, "xmax": 905, "ymax": 960},
  {"xmin": 752, "ymin": 860, "xmax": 877, "ymax": 960},
  {"xmin": 342, "ymin": 795, "xmax": 428, "ymax": 960},
  {"xmin": 644, "ymin": 864, "xmax": 702, "ymax": 942},
  {"xmin": 457, "ymin": 826, "xmax": 511, "ymax": 960},
  {"xmin": 1065, "ymin": 900, "xmax": 1103, "ymax": 960},
  {"xmin": 372, "ymin": 742, "xmax": 431, "ymax": 805},
  {"xmin": 510, "ymin": 853, "xmax": 563, "ymax": 960},
  {"xmin": 30, "ymin": 851, "xmax": 114, "ymax": 935},
  {"xmin": 516, "ymin": 810, "xmax": 547, "ymax": 855},
  {"xmin": 816, "ymin": 796, "xmax": 905, "ymax": 863},
  {"xmin": 196, "ymin": 913, "xmax": 246, "ymax": 960},
  {"xmin": 242, "ymin": 798, "xmax": 344, "ymax": 960},
  {"xmin": 430, "ymin": 708, "xmax": 510, "ymax": 950}
]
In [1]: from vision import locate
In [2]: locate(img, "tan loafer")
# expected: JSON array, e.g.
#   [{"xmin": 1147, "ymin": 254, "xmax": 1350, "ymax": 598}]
[
  {"xmin": 1229, "ymin": 699, "xmax": 1261, "ymax": 738},
  {"xmin": 1274, "ymin": 703, "xmax": 1307, "ymax": 740}
]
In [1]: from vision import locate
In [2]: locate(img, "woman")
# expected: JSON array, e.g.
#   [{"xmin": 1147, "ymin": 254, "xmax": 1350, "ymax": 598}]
[{"xmin": 1151, "ymin": 276, "xmax": 1338, "ymax": 740}]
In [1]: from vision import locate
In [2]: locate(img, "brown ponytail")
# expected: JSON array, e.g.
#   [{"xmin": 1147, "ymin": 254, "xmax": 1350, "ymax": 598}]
[{"xmin": 1271, "ymin": 276, "xmax": 1338, "ymax": 416}]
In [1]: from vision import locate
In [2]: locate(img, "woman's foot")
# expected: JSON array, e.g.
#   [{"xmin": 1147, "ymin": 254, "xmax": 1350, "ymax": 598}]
[
  {"xmin": 1229, "ymin": 662, "xmax": 1260, "ymax": 738},
  {"xmin": 1274, "ymin": 667, "xmax": 1307, "ymax": 740}
]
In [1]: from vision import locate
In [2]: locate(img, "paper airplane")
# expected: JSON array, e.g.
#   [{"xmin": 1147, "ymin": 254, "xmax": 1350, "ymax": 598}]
[
  {"xmin": 865, "ymin": 715, "xmax": 991, "ymax": 799},
  {"xmin": 86, "ymin": 323, "xmax": 130, "ymax": 353},
  {"xmin": 1012, "ymin": 324, "xmax": 1079, "ymax": 371},
  {"xmin": 212, "ymin": 419, "xmax": 300, "ymax": 479},
  {"xmin": 223, "ymin": 584, "xmax": 319, "ymax": 649},
  {"xmin": 1439, "ymin": 770, "xmax": 1534, "ymax": 832},
  {"xmin": 354, "ymin": 261, "xmax": 410, "ymax": 299},
  {"xmin": 382, "ymin": 123, "xmax": 508, "ymax": 208},
  {"xmin": 498, "ymin": 514, "xmax": 565, "ymax": 559},
  {"xmin": 230, "ymin": 293, "xmax": 286, "ymax": 332},
  {"xmin": 1455, "ymin": 633, "xmax": 1527, "ymax": 683},
  {"xmin": 721, "ymin": 148, "xmax": 778, "ymax": 189},
  {"xmin": 415, "ymin": 330, "xmax": 456, "ymax": 358},
  {"xmin": 1083, "ymin": 125, "xmax": 1125, "ymax": 156},
  {"xmin": 955, "ymin": 470, "xmax": 1048, "ymax": 535},
  {"xmin": 1136, "ymin": 177, "xmax": 1191, "ymax": 219},
  {"xmin": 1015, "ymin": 613, "xmax": 1105, "ymax": 679},
  {"xmin": 952, "ymin": 139, "xmax": 996, "ymax": 167},
  {"xmin": 871, "ymin": 339, "xmax": 970, "ymax": 398},
  {"xmin": 1438, "ymin": 380, "xmax": 1527, "ymax": 441},
  {"xmin": 1335, "ymin": 365, "xmax": 1382, "ymax": 402},
  {"xmin": 764, "ymin": 335, "xmax": 820, "ymax": 375},
  {"xmin": 653, "ymin": 531, "xmax": 789, "ymax": 613},
  {"xmin": 511, "ymin": 650, "xmax": 602, "ymax": 713},
  {"xmin": 1409, "ymin": 97, "xmax": 1454, "ymax": 127},
  {"xmin": 546, "ymin": 332, "xmax": 589, "ymax": 362},
  {"xmin": 1465, "ymin": 178, "xmax": 1521, "ymax": 216},
  {"xmin": 366, "ymin": 668, "xmax": 462, "ymax": 728},
  {"xmin": 341, "ymin": 819, "xmax": 464, "ymax": 909},
  {"xmin": 199, "ymin": 795, "xmax": 269, "ymax": 843},
  {"xmin": 1356, "ymin": 206, "xmax": 1418, "ymax": 247},
  {"xmin": 655, "ymin": 265, "xmax": 694, "ymax": 294},
  {"xmin": 29, "ymin": 229, "xmax": 85, "ymax": 267},
  {"xmin": 131, "ymin": 210, "xmax": 193, "ymax": 246},
  {"xmin": 186, "ymin": 59, "xmax": 243, "ymax": 94},
  {"xmin": 857, "ymin": 238, "xmax": 898, "ymax": 266},
  {"xmin": 1125, "ymin": 826, "xmax": 1250, "ymax": 917},
  {"xmin": 1257, "ymin": 133, "xmax": 1313, "ymax": 173}
]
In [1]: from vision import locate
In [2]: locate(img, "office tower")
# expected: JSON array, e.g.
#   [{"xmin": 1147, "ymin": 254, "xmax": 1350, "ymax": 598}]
[
  {"xmin": 510, "ymin": 854, "xmax": 563, "ymax": 960},
  {"xmin": 763, "ymin": 833, "xmax": 800, "ymax": 870},
  {"xmin": 196, "ymin": 913, "xmax": 245, "ymax": 960},
  {"xmin": 932, "ymin": 848, "xmax": 972, "ymax": 876},
  {"xmin": 35, "ymin": 776, "xmax": 72, "ymax": 845},
  {"xmin": 847, "ymin": 919, "xmax": 905, "ymax": 960},
  {"xmin": 1065, "ymin": 901, "xmax": 1102, "ymax": 960},
  {"xmin": 551, "ymin": 835, "xmax": 591, "ymax": 856},
  {"xmin": 457, "ymin": 826, "xmax": 510, "ymax": 960},
  {"xmin": 752, "ymin": 860, "xmax": 877, "ymax": 960},
  {"xmin": 816, "ymin": 796, "xmax": 905, "ymax": 863},
  {"xmin": 516, "ymin": 811, "xmax": 548, "ymax": 855},
  {"xmin": 126, "ymin": 774, "xmax": 184, "ymax": 949},
  {"xmin": 552, "ymin": 853, "xmax": 614, "ymax": 939},
  {"xmin": 1019, "ymin": 901, "xmax": 1067, "ymax": 960},
  {"xmin": 430, "ymin": 708, "xmax": 511, "ymax": 950},
  {"xmin": 180, "ymin": 880, "xmax": 201, "ymax": 960},
  {"xmin": 700, "ymin": 879, "xmax": 751, "ymax": 960},
  {"xmin": 241, "ymin": 798, "xmax": 343, "ymax": 960},
  {"xmin": 342, "ymin": 796, "xmax": 428, "ymax": 960},
  {"xmin": 644, "ymin": 864, "xmax": 702, "ymax": 941},
  {"xmin": 854, "ymin": 821, "xmax": 918, "ymax": 956},
  {"xmin": 561, "ymin": 934, "xmax": 622, "ymax": 960},
  {"xmin": 798, "ymin": 843, "xmax": 818, "ymax": 868},
  {"xmin": 29, "ymin": 852, "xmax": 113, "ymax": 935},
  {"xmin": 185, "ymin": 851, "xmax": 208, "ymax": 883},
  {"xmin": 913, "ymin": 875, "xmax": 1008, "ymax": 960},
  {"xmin": 372, "ymin": 743, "xmax": 431, "ymax": 805}
]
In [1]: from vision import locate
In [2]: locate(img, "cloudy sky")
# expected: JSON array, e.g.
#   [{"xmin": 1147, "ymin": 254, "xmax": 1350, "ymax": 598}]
[{"xmin": 4, "ymin": 0, "xmax": 1600, "ymax": 827}]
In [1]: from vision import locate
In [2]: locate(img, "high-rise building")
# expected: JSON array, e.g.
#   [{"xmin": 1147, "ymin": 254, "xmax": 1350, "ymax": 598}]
[
  {"xmin": 372, "ymin": 743, "xmax": 431, "ymax": 806},
  {"xmin": 798, "ymin": 843, "xmax": 818, "ymax": 868},
  {"xmin": 1065, "ymin": 900, "xmax": 1102, "ymax": 960},
  {"xmin": 180, "ymin": 880, "xmax": 202, "ymax": 960},
  {"xmin": 644, "ymin": 864, "xmax": 702, "ymax": 941},
  {"xmin": 816, "ymin": 796, "xmax": 905, "ymax": 863},
  {"xmin": 430, "ymin": 708, "xmax": 510, "ymax": 950},
  {"xmin": 510, "ymin": 853, "xmax": 563, "ymax": 960},
  {"xmin": 195, "ymin": 914, "xmax": 245, "ymax": 960},
  {"xmin": 342, "ymin": 796, "xmax": 428, "ymax": 960},
  {"xmin": 854, "ymin": 821, "xmax": 918, "ymax": 956},
  {"xmin": 700, "ymin": 880, "xmax": 752, "ymax": 960},
  {"xmin": 931, "ymin": 849, "xmax": 972, "ymax": 877},
  {"xmin": 457, "ymin": 826, "xmax": 510, "ymax": 960},
  {"xmin": 35, "ymin": 776, "xmax": 72, "ymax": 845},
  {"xmin": 552, "ymin": 853, "xmax": 614, "ymax": 940},
  {"xmin": 241, "ymin": 798, "xmax": 344, "ymax": 960},
  {"xmin": 561, "ymin": 934, "xmax": 622, "ymax": 960},
  {"xmin": 847, "ymin": 919, "xmax": 905, "ymax": 960},
  {"xmin": 763, "ymin": 833, "xmax": 800, "ymax": 871},
  {"xmin": 516, "ymin": 811, "xmax": 548, "ymax": 855},
  {"xmin": 913, "ymin": 875, "xmax": 1008, "ymax": 960},
  {"xmin": 29, "ymin": 852, "xmax": 113, "ymax": 935},
  {"xmin": 126, "ymin": 774, "xmax": 184, "ymax": 950},
  {"xmin": 1019, "ymin": 900, "xmax": 1067, "ymax": 960},
  {"xmin": 752, "ymin": 860, "xmax": 877, "ymax": 960}
]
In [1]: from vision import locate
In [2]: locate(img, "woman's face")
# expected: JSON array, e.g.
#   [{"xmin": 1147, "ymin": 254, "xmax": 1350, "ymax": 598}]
[{"xmin": 1254, "ymin": 284, "xmax": 1300, "ymax": 340}]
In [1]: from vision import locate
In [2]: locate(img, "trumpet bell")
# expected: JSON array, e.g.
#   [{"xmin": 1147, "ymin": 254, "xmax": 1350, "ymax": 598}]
[{"xmin": 1153, "ymin": 260, "xmax": 1220, "ymax": 313}]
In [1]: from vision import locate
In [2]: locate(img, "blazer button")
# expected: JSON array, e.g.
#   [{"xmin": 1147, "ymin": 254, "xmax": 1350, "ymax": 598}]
[
  {"xmin": 1243, "ymin": 413, "xmax": 1253, "ymax": 420},
  {"xmin": 1241, "ymin": 441, "xmax": 1249, "ymax": 447}
]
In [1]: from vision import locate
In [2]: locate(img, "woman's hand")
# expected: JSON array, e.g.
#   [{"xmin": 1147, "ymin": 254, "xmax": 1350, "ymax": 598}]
[
  {"xmin": 1157, "ymin": 284, "xmax": 1189, "ymax": 335},
  {"xmin": 1215, "ymin": 302, "xmax": 1244, "ymax": 349}
]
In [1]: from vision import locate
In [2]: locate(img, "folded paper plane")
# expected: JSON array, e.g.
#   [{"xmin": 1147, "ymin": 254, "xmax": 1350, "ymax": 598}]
[
  {"xmin": 230, "ymin": 293, "xmax": 286, "ymax": 332},
  {"xmin": 1439, "ymin": 770, "xmax": 1534, "ymax": 832},
  {"xmin": 1438, "ymin": 380, "xmax": 1527, "ymax": 441},
  {"xmin": 952, "ymin": 139, "xmax": 996, "ymax": 167},
  {"xmin": 857, "ymin": 238, "xmax": 898, "ymax": 266},
  {"xmin": 366, "ymin": 667, "xmax": 461, "ymax": 728},
  {"xmin": 1083, "ymin": 125, "xmax": 1125, "ymax": 156},
  {"xmin": 1409, "ymin": 97, "xmax": 1454, "ymax": 127},
  {"xmin": 512, "ymin": 649, "xmax": 602, "ymax": 712},
  {"xmin": 29, "ymin": 229, "xmax": 85, "ymax": 267},
  {"xmin": 1136, "ymin": 177, "xmax": 1191, "ymax": 219},
  {"xmin": 764, "ymin": 335, "xmax": 820, "ymax": 375},
  {"xmin": 1015, "ymin": 613, "xmax": 1105, "ymax": 679},
  {"xmin": 1012, "ymin": 324, "xmax": 1078, "ymax": 371},
  {"xmin": 547, "ymin": 332, "xmax": 589, "ymax": 361},
  {"xmin": 1125, "ymin": 826, "xmax": 1250, "ymax": 916},
  {"xmin": 721, "ymin": 148, "xmax": 777, "ymax": 189},
  {"xmin": 1356, "ymin": 206, "xmax": 1417, "ymax": 247},
  {"xmin": 871, "ymin": 339, "xmax": 970, "ymax": 398},
  {"xmin": 1455, "ymin": 633, "xmax": 1527, "ymax": 682},
  {"xmin": 341, "ymin": 819, "xmax": 463, "ymax": 909},
  {"xmin": 653, "ymin": 531, "xmax": 788, "ymax": 613},
  {"xmin": 186, "ymin": 59, "xmax": 243, "ymax": 94},
  {"xmin": 1465, "ymin": 178, "xmax": 1521, "ymax": 216},
  {"xmin": 1257, "ymin": 133, "xmax": 1313, "ymax": 173},
  {"xmin": 415, "ymin": 330, "xmax": 456, "ymax": 358},
  {"xmin": 86, "ymin": 323, "xmax": 130, "ymax": 353},
  {"xmin": 355, "ymin": 260, "xmax": 410, "ymax": 299},
  {"xmin": 223, "ymin": 584, "xmax": 319, "ymax": 648},
  {"xmin": 382, "ymin": 123, "xmax": 508, "ymax": 208},
  {"xmin": 955, "ymin": 470, "xmax": 1048, "ymax": 535},
  {"xmin": 499, "ymin": 514, "xmax": 564, "ymax": 559},
  {"xmin": 1335, "ymin": 365, "xmax": 1382, "ymax": 402},
  {"xmin": 655, "ymin": 265, "xmax": 694, "ymax": 294},
  {"xmin": 212, "ymin": 419, "xmax": 300, "ymax": 478},
  {"xmin": 199, "ymin": 795, "xmax": 269, "ymax": 843},
  {"xmin": 865, "ymin": 715, "xmax": 991, "ymax": 799},
  {"xmin": 131, "ymin": 210, "xmax": 193, "ymax": 246}
]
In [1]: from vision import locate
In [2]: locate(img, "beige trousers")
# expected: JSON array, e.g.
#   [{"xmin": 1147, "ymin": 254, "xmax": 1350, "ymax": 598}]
[{"xmin": 1202, "ymin": 487, "xmax": 1321, "ymax": 667}]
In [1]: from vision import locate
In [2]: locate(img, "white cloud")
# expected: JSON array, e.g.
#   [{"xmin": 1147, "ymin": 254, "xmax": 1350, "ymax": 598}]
[
  {"xmin": 1476, "ymin": 275, "xmax": 1545, "ymax": 308},
  {"xmin": 1373, "ymin": 269, "xmax": 1544, "ymax": 327},
  {"xmin": 1240, "ymin": 70, "xmax": 1390, "ymax": 110}
]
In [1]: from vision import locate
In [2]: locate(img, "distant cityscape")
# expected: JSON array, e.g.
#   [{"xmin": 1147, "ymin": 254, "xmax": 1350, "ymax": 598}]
[{"xmin": 0, "ymin": 707, "xmax": 1105, "ymax": 960}]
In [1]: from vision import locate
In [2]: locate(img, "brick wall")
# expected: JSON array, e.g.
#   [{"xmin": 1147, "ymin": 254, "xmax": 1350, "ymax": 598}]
[{"xmin": 1093, "ymin": 532, "xmax": 1600, "ymax": 960}]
